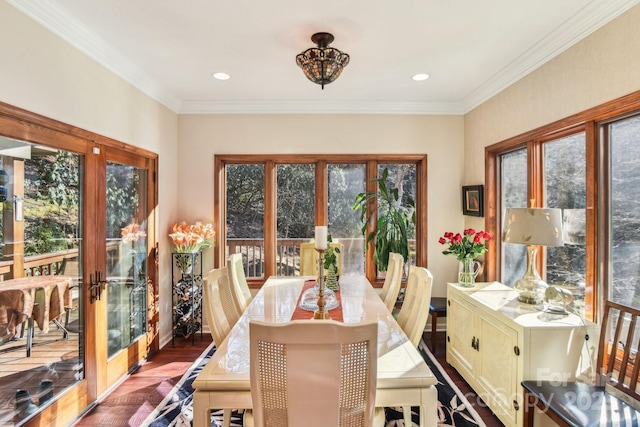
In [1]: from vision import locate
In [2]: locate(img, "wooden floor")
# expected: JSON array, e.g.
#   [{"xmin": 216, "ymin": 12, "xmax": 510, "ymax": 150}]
[
  {"xmin": 0, "ymin": 322, "xmax": 81, "ymax": 426},
  {"xmin": 72, "ymin": 334, "xmax": 212, "ymax": 426},
  {"xmin": 429, "ymin": 331, "xmax": 505, "ymax": 427},
  {"xmin": 72, "ymin": 330, "xmax": 504, "ymax": 426}
]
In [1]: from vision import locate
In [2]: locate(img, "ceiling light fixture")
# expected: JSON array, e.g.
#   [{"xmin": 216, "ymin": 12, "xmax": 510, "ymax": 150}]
[
  {"xmin": 212, "ymin": 72, "xmax": 230, "ymax": 80},
  {"xmin": 412, "ymin": 73, "xmax": 430, "ymax": 81},
  {"xmin": 296, "ymin": 32, "xmax": 350, "ymax": 89}
]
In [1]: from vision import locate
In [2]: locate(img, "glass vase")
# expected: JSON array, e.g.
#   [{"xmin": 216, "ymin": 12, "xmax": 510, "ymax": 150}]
[
  {"xmin": 175, "ymin": 253, "xmax": 195, "ymax": 275},
  {"xmin": 458, "ymin": 258, "xmax": 481, "ymax": 288}
]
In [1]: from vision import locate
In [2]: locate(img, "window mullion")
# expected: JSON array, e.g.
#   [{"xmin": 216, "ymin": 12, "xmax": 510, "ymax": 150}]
[
  {"xmin": 316, "ymin": 160, "xmax": 327, "ymax": 226},
  {"xmin": 528, "ymin": 140, "xmax": 544, "ymax": 208},
  {"xmin": 264, "ymin": 161, "xmax": 277, "ymax": 278},
  {"xmin": 365, "ymin": 161, "xmax": 378, "ymax": 283},
  {"xmin": 584, "ymin": 120, "xmax": 598, "ymax": 321}
]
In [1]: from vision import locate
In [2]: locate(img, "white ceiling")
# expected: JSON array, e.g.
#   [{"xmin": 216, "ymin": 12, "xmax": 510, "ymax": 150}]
[{"xmin": 8, "ymin": 0, "xmax": 639, "ymax": 114}]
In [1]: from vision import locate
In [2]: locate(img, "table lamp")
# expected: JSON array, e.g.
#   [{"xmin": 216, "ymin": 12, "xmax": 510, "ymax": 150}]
[{"xmin": 502, "ymin": 207, "xmax": 564, "ymax": 304}]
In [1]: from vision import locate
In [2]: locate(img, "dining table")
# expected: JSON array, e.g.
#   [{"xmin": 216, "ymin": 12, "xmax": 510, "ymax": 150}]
[
  {"xmin": 0, "ymin": 275, "xmax": 73, "ymax": 355},
  {"xmin": 192, "ymin": 275, "xmax": 438, "ymax": 427}
]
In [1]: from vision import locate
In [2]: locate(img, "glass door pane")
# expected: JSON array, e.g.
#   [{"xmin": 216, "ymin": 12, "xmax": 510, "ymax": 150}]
[
  {"xmin": 377, "ymin": 164, "xmax": 416, "ymax": 271},
  {"xmin": 0, "ymin": 143, "xmax": 84, "ymax": 426},
  {"xmin": 543, "ymin": 132, "xmax": 586, "ymax": 316},
  {"xmin": 276, "ymin": 164, "xmax": 315, "ymax": 276},
  {"xmin": 609, "ymin": 115, "xmax": 640, "ymax": 307},
  {"xmin": 105, "ymin": 161, "xmax": 147, "ymax": 358},
  {"xmin": 500, "ymin": 149, "xmax": 528, "ymax": 286},
  {"xmin": 226, "ymin": 164, "xmax": 265, "ymax": 278},
  {"xmin": 328, "ymin": 164, "xmax": 365, "ymax": 276}
]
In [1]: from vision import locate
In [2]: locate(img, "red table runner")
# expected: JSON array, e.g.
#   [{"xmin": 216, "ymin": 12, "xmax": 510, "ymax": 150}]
[{"xmin": 290, "ymin": 280, "xmax": 343, "ymax": 322}]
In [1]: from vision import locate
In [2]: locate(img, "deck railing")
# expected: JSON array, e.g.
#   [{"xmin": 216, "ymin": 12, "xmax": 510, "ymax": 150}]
[
  {"xmin": 0, "ymin": 242, "xmax": 123, "ymax": 280},
  {"xmin": 0, "ymin": 237, "xmax": 415, "ymax": 282},
  {"xmin": 227, "ymin": 237, "xmax": 416, "ymax": 278}
]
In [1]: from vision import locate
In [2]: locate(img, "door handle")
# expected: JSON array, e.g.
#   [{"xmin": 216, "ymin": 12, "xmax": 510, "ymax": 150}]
[{"xmin": 89, "ymin": 271, "xmax": 107, "ymax": 303}]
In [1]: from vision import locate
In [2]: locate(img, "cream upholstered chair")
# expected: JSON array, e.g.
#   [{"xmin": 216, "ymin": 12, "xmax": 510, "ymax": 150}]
[
  {"xmin": 202, "ymin": 267, "xmax": 235, "ymax": 426},
  {"xmin": 379, "ymin": 252, "xmax": 404, "ymax": 312},
  {"xmin": 202, "ymin": 268, "xmax": 232, "ymax": 347},
  {"xmin": 299, "ymin": 241, "xmax": 344, "ymax": 276},
  {"xmin": 247, "ymin": 319, "xmax": 378, "ymax": 427},
  {"xmin": 227, "ymin": 253, "xmax": 252, "ymax": 315},
  {"xmin": 217, "ymin": 264, "xmax": 241, "ymax": 330},
  {"xmin": 377, "ymin": 266, "xmax": 433, "ymax": 425},
  {"xmin": 396, "ymin": 266, "xmax": 433, "ymax": 348}
]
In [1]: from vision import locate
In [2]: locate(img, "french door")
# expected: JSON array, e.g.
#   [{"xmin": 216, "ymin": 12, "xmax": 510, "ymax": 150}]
[
  {"xmin": 0, "ymin": 102, "xmax": 158, "ymax": 426},
  {"xmin": 86, "ymin": 145, "xmax": 157, "ymax": 396}
]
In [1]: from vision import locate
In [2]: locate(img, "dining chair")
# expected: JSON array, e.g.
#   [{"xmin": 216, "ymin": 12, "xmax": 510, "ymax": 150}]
[
  {"xmin": 299, "ymin": 241, "xmax": 344, "ymax": 276},
  {"xmin": 379, "ymin": 252, "xmax": 404, "ymax": 312},
  {"xmin": 202, "ymin": 268, "xmax": 235, "ymax": 427},
  {"xmin": 376, "ymin": 265, "xmax": 433, "ymax": 425},
  {"xmin": 397, "ymin": 266, "xmax": 433, "ymax": 349},
  {"xmin": 217, "ymin": 263, "xmax": 241, "ymax": 330},
  {"xmin": 522, "ymin": 300, "xmax": 640, "ymax": 426},
  {"xmin": 247, "ymin": 319, "xmax": 378, "ymax": 427},
  {"xmin": 202, "ymin": 268, "xmax": 232, "ymax": 347},
  {"xmin": 227, "ymin": 253, "xmax": 252, "ymax": 315}
]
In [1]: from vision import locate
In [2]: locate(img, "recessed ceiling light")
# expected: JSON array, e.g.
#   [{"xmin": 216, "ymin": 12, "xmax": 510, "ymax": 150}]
[
  {"xmin": 412, "ymin": 73, "xmax": 430, "ymax": 81},
  {"xmin": 212, "ymin": 72, "xmax": 230, "ymax": 80}
]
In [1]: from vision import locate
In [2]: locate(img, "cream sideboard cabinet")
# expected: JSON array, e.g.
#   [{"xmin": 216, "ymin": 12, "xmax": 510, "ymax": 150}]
[{"xmin": 446, "ymin": 282, "xmax": 597, "ymax": 427}]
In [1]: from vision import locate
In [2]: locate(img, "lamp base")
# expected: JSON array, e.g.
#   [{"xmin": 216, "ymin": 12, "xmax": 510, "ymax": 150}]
[
  {"xmin": 514, "ymin": 246, "xmax": 547, "ymax": 305},
  {"xmin": 514, "ymin": 275, "xmax": 548, "ymax": 305},
  {"xmin": 517, "ymin": 292, "xmax": 544, "ymax": 305}
]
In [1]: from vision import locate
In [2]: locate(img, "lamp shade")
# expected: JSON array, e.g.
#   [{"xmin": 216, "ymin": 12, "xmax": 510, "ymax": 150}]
[{"xmin": 502, "ymin": 208, "xmax": 564, "ymax": 247}]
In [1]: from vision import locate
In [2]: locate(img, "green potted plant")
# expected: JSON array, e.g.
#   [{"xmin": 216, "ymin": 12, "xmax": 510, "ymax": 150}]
[{"xmin": 353, "ymin": 168, "xmax": 415, "ymax": 271}]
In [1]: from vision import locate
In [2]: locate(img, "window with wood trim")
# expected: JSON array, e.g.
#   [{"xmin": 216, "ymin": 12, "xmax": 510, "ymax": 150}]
[
  {"xmin": 214, "ymin": 155, "xmax": 427, "ymax": 287},
  {"xmin": 485, "ymin": 91, "xmax": 640, "ymax": 322}
]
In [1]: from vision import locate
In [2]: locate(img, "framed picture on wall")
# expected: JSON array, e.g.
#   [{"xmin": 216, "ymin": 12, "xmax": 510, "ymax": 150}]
[{"xmin": 462, "ymin": 185, "xmax": 484, "ymax": 217}]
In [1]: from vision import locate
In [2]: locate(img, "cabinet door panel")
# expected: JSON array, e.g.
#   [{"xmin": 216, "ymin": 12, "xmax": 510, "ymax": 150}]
[
  {"xmin": 476, "ymin": 314, "xmax": 519, "ymax": 426},
  {"xmin": 446, "ymin": 294, "xmax": 476, "ymax": 380}
]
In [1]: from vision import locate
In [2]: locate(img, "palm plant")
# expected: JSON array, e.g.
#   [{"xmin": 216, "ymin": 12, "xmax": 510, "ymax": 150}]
[{"xmin": 353, "ymin": 168, "xmax": 415, "ymax": 271}]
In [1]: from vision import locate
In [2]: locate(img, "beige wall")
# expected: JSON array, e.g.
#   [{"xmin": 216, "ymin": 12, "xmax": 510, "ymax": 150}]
[
  {"xmin": 1, "ymin": 0, "xmax": 466, "ymax": 343},
  {"xmin": 464, "ymin": 3, "xmax": 640, "ymax": 200},
  {"xmin": 6, "ymin": 0, "xmax": 639, "ymax": 345},
  {"xmin": 0, "ymin": 3, "xmax": 179, "ymax": 344},
  {"xmin": 178, "ymin": 114, "xmax": 465, "ymax": 298}
]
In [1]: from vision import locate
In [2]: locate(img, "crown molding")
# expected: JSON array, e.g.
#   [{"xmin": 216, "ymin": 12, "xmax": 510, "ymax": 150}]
[
  {"xmin": 461, "ymin": 0, "xmax": 640, "ymax": 113},
  {"xmin": 178, "ymin": 100, "xmax": 464, "ymax": 115},
  {"xmin": 9, "ymin": 0, "xmax": 640, "ymax": 115},
  {"xmin": 7, "ymin": 0, "xmax": 182, "ymax": 112}
]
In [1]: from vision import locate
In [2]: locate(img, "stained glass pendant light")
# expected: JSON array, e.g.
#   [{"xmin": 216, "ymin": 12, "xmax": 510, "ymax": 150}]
[{"xmin": 296, "ymin": 32, "xmax": 350, "ymax": 89}]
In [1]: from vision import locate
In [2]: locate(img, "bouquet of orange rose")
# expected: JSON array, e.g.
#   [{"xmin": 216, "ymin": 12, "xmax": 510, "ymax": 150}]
[{"xmin": 169, "ymin": 221, "xmax": 215, "ymax": 253}]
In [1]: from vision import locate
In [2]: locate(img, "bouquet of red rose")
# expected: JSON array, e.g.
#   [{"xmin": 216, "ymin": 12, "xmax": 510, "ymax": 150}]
[{"xmin": 439, "ymin": 228, "xmax": 491, "ymax": 260}]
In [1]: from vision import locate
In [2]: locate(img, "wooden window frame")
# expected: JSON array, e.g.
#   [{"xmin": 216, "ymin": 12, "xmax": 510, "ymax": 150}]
[
  {"xmin": 214, "ymin": 154, "xmax": 428, "ymax": 287},
  {"xmin": 485, "ymin": 90, "xmax": 640, "ymax": 322}
]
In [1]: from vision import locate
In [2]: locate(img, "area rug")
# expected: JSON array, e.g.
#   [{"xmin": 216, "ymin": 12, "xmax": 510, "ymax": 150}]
[{"xmin": 142, "ymin": 339, "xmax": 487, "ymax": 427}]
